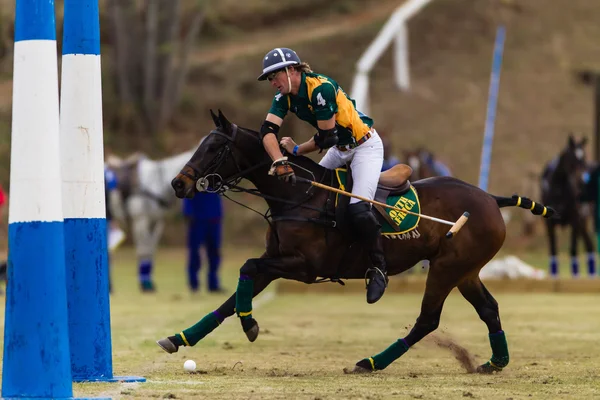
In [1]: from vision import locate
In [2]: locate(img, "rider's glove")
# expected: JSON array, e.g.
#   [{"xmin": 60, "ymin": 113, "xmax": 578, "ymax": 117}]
[{"xmin": 268, "ymin": 157, "xmax": 296, "ymax": 184}]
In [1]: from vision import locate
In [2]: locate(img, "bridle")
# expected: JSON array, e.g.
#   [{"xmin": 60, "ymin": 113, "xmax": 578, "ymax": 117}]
[
  {"xmin": 176, "ymin": 123, "xmax": 338, "ymax": 257},
  {"xmin": 179, "ymin": 124, "xmax": 270, "ymax": 193}
]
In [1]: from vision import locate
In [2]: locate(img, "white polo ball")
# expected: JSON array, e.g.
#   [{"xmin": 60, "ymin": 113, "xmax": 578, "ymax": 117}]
[{"xmin": 184, "ymin": 359, "xmax": 196, "ymax": 372}]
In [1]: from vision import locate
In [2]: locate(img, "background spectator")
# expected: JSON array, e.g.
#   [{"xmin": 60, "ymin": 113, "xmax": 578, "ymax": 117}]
[{"xmin": 182, "ymin": 192, "xmax": 223, "ymax": 293}]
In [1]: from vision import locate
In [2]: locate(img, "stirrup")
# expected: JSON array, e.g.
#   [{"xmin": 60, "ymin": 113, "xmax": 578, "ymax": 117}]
[{"xmin": 364, "ymin": 267, "xmax": 388, "ymax": 289}]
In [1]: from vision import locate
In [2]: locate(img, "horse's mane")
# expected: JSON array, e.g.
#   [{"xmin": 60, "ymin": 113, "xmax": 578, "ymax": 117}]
[{"xmin": 239, "ymin": 124, "xmax": 330, "ymax": 178}]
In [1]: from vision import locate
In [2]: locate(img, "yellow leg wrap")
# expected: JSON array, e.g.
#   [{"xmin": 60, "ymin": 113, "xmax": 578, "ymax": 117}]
[
  {"xmin": 369, "ymin": 357, "xmax": 375, "ymax": 371},
  {"xmin": 542, "ymin": 207, "xmax": 547, "ymax": 217},
  {"xmin": 238, "ymin": 311, "xmax": 252, "ymax": 317},
  {"xmin": 180, "ymin": 331, "xmax": 190, "ymax": 347},
  {"xmin": 489, "ymin": 360, "xmax": 500, "ymax": 369},
  {"xmin": 529, "ymin": 201, "xmax": 536, "ymax": 211},
  {"xmin": 515, "ymin": 197, "xmax": 521, "ymax": 207}
]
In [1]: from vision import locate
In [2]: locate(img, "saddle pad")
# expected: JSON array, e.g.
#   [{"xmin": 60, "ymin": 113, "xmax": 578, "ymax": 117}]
[{"xmin": 335, "ymin": 168, "xmax": 421, "ymax": 235}]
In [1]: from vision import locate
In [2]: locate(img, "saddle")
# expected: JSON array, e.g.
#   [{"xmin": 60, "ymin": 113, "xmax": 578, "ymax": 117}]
[{"xmin": 335, "ymin": 164, "xmax": 413, "ymax": 232}]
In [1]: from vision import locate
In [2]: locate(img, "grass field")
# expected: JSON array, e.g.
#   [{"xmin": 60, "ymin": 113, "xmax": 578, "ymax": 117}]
[{"xmin": 1, "ymin": 247, "xmax": 600, "ymax": 399}]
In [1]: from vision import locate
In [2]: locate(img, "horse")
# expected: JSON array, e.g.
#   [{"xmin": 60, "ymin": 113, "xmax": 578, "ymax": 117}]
[
  {"xmin": 403, "ymin": 147, "xmax": 452, "ymax": 181},
  {"xmin": 541, "ymin": 134, "xmax": 595, "ymax": 278},
  {"xmin": 158, "ymin": 110, "xmax": 554, "ymax": 374},
  {"xmin": 107, "ymin": 149, "xmax": 194, "ymax": 291}
]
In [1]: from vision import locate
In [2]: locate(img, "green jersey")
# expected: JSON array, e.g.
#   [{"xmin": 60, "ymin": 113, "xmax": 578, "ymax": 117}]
[{"xmin": 268, "ymin": 72, "xmax": 373, "ymax": 146}]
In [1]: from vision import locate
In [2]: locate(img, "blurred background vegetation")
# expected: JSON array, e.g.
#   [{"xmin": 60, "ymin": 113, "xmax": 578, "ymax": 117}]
[{"xmin": 0, "ymin": 0, "xmax": 599, "ymax": 252}]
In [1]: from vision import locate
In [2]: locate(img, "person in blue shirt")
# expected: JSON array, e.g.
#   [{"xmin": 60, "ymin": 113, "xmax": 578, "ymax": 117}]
[{"xmin": 183, "ymin": 192, "xmax": 223, "ymax": 292}]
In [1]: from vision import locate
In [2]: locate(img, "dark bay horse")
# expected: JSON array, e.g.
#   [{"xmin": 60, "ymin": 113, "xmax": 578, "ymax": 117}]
[
  {"xmin": 404, "ymin": 147, "xmax": 452, "ymax": 181},
  {"xmin": 158, "ymin": 110, "xmax": 554, "ymax": 374},
  {"xmin": 541, "ymin": 135, "xmax": 595, "ymax": 278}
]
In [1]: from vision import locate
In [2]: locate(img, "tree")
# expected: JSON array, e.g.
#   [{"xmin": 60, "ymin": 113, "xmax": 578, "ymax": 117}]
[
  {"xmin": 106, "ymin": 0, "xmax": 207, "ymax": 141},
  {"xmin": 0, "ymin": 2, "xmax": 14, "ymax": 74}
]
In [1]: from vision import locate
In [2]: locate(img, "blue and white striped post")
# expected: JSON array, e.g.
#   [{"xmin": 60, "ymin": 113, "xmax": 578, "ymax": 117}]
[
  {"xmin": 478, "ymin": 26, "xmax": 506, "ymax": 192},
  {"xmin": 2, "ymin": 0, "xmax": 74, "ymax": 398},
  {"xmin": 61, "ymin": 0, "xmax": 145, "ymax": 383}
]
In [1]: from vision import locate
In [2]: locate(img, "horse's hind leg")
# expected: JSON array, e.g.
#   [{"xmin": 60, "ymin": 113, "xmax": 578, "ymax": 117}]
[
  {"xmin": 579, "ymin": 219, "xmax": 596, "ymax": 276},
  {"xmin": 352, "ymin": 265, "xmax": 457, "ymax": 373},
  {"xmin": 457, "ymin": 277, "xmax": 508, "ymax": 374},
  {"xmin": 156, "ymin": 273, "xmax": 274, "ymax": 354},
  {"xmin": 546, "ymin": 220, "xmax": 559, "ymax": 278},
  {"xmin": 570, "ymin": 221, "xmax": 580, "ymax": 277}
]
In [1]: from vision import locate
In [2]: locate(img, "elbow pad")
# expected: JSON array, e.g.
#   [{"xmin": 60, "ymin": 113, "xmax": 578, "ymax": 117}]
[
  {"xmin": 260, "ymin": 120, "xmax": 280, "ymax": 141},
  {"xmin": 314, "ymin": 126, "xmax": 339, "ymax": 150}
]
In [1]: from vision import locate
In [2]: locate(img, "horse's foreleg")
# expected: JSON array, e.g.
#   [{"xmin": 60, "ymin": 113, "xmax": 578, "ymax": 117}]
[
  {"xmin": 149, "ymin": 218, "xmax": 165, "ymax": 256},
  {"xmin": 236, "ymin": 256, "xmax": 310, "ymax": 342},
  {"xmin": 457, "ymin": 277, "xmax": 508, "ymax": 374},
  {"xmin": 156, "ymin": 273, "xmax": 274, "ymax": 354},
  {"xmin": 131, "ymin": 215, "xmax": 156, "ymax": 291},
  {"xmin": 546, "ymin": 221, "xmax": 559, "ymax": 278}
]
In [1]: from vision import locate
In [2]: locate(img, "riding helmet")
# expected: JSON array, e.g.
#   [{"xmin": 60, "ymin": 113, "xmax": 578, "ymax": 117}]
[{"xmin": 257, "ymin": 48, "xmax": 301, "ymax": 81}]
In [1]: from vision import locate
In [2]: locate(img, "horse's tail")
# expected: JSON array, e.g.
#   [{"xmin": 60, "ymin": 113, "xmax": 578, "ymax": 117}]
[{"xmin": 492, "ymin": 194, "xmax": 556, "ymax": 218}]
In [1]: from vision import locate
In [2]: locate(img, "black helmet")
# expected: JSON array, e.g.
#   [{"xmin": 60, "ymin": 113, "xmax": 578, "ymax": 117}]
[{"xmin": 257, "ymin": 48, "xmax": 301, "ymax": 81}]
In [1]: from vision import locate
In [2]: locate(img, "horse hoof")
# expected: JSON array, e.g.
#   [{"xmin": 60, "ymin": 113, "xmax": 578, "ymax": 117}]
[
  {"xmin": 476, "ymin": 362, "xmax": 503, "ymax": 374},
  {"xmin": 343, "ymin": 358, "xmax": 375, "ymax": 374},
  {"xmin": 343, "ymin": 365, "xmax": 373, "ymax": 374},
  {"xmin": 343, "ymin": 361, "xmax": 374, "ymax": 374},
  {"xmin": 156, "ymin": 337, "xmax": 179, "ymax": 354},
  {"xmin": 242, "ymin": 318, "xmax": 259, "ymax": 342}
]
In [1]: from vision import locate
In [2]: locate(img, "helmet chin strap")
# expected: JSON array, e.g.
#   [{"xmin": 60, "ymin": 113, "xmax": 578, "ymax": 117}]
[{"xmin": 284, "ymin": 66, "xmax": 292, "ymax": 94}]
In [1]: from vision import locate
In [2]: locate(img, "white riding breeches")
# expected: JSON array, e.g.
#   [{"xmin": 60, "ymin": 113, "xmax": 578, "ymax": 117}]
[{"xmin": 319, "ymin": 129, "xmax": 383, "ymax": 204}]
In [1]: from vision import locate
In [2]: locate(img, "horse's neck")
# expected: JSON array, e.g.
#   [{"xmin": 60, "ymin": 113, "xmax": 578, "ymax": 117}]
[
  {"xmin": 246, "ymin": 156, "xmax": 330, "ymax": 211},
  {"xmin": 551, "ymin": 156, "xmax": 574, "ymax": 184}
]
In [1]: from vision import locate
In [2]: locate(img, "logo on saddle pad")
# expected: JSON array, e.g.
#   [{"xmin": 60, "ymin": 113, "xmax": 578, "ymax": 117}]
[{"xmin": 335, "ymin": 169, "xmax": 421, "ymax": 239}]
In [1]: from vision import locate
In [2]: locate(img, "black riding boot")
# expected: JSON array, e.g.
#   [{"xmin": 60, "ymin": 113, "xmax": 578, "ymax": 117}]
[{"xmin": 348, "ymin": 202, "xmax": 389, "ymax": 304}]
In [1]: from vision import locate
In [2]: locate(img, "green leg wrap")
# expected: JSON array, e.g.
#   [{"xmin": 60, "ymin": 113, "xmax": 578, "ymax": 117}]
[
  {"xmin": 235, "ymin": 277, "xmax": 254, "ymax": 320},
  {"xmin": 175, "ymin": 311, "xmax": 221, "ymax": 347},
  {"xmin": 488, "ymin": 330, "xmax": 509, "ymax": 368},
  {"xmin": 370, "ymin": 339, "xmax": 410, "ymax": 370}
]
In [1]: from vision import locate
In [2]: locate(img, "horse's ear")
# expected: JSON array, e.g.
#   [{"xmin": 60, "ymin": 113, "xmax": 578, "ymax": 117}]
[
  {"xmin": 568, "ymin": 134, "xmax": 576, "ymax": 148},
  {"xmin": 218, "ymin": 109, "xmax": 232, "ymax": 133},
  {"xmin": 580, "ymin": 137, "xmax": 588, "ymax": 147},
  {"xmin": 210, "ymin": 109, "xmax": 220, "ymax": 127}
]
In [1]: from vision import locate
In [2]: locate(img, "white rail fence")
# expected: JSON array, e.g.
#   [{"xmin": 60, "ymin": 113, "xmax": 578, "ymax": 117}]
[{"xmin": 350, "ymin": 0, "xmax": 433, "ymax": 115}]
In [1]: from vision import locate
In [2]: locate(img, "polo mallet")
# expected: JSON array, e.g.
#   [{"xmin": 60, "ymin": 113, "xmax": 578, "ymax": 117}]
[{"xmin": 295, "ymin": 176, "xmax": 470, "ymax": 238}]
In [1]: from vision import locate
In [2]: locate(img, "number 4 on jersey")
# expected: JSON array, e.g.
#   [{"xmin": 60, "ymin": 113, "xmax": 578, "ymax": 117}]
[{"xmin": 316, "ymin": 92, "xmax": 326, "ymax": 106}]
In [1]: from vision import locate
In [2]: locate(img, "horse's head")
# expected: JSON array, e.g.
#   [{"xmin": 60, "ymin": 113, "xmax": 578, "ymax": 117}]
[
  {"xmin": 171, "ymin": 110, "xmax": 264, "ymax": 198},
  {"xmin": 557, "ymin": 133, "xmax": 589, "ymax": 197}
]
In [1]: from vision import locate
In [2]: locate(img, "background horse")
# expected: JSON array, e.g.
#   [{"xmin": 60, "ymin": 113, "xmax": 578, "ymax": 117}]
[
  {"xmin": 108, "ymin": 149, "xmax": 194, "ymax": 291},
  {"xmin": 541, "ymin": 134, "xmax": 595, "ymax": 278},
  {"xmin": 403, "ymin": 147, "xmax": 452, "ymax": 180},
  {"xmin": 158, "ymin": 110, "xmax": 554, "ymax": 374}
]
